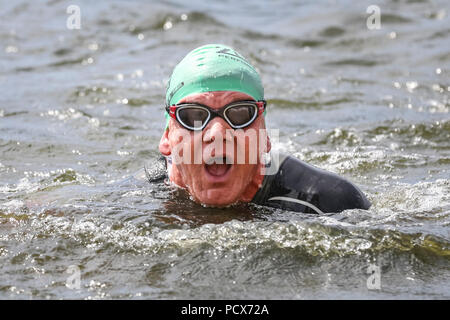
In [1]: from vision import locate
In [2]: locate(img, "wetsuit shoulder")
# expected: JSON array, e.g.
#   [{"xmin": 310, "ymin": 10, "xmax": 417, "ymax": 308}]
[
  {"xmin": 252, "ymin": 154, "xmax": 371, "ymax": 214},
  {"xmin": 320, "ymin": 173, "xmax": 372, "ymax": 213}
]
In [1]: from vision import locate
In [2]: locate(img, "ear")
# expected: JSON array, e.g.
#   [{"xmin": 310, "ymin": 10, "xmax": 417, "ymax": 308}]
[
  {"xmin": 159, "ymin": 128, "xmax": 171, "ymax": 156},
  {"xmin": 266, "ymin": 133, "xmax": 271, "ymax": 153},
  {"xmin": 261, "ymin": 124, "xmax": 271, "ymax": 153}
]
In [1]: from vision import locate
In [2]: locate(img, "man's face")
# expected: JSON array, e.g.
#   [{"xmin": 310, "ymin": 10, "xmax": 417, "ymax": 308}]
[{"xmin": 159, "ymin": 91, "xmax": 269, "ymax": 206}]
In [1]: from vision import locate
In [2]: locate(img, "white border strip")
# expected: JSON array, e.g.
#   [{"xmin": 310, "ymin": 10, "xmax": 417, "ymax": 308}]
[{"xmin": 268, "ymin": 196, "xmax": 324, "ymax": 214}]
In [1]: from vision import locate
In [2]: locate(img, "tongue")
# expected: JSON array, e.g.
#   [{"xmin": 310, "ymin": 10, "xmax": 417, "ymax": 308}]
[{"xmin": 206, "ymin": 164, "xmax": 230, "ymax": 176}]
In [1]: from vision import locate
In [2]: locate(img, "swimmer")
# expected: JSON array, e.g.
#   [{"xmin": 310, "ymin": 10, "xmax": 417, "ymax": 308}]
[{"xmin": 154, "ymin": 44, "xmax": 370, "ymax": 214}]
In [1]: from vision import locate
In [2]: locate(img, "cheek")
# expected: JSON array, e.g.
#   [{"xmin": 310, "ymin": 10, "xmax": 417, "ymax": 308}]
[
  {"xmin": 167, "ymin": 130, "xmax": 200, "ymax": 186},
  {"xmin": 168, "ymin": 129, "xmax": 196, "ymax": 162},
  {"xmin": 230, "ymin": 163, "xmax": 256, "ymax": 186},
  {"xmin": 234, "ymin": 134, "xmax": 262, "ymax": 165}
]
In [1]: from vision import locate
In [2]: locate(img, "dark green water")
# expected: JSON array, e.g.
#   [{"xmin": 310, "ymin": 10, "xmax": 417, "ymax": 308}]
[{"xmin": 0, "ymin": 0, "xmax": 449, "ymax": 299}]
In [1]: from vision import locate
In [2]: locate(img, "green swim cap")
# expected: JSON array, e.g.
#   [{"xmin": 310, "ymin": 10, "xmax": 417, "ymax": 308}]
[{"xmin": 164, "ymin": 44, "xmax": 264, "ymax": 129}]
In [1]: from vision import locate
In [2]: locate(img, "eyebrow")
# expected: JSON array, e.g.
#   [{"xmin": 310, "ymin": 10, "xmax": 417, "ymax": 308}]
[{"xmin": 181, "ymin": 97, "xmax": 255, "ymax": 107}]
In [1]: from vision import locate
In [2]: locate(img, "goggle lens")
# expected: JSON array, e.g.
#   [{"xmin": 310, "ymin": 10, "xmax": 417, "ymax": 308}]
[
  {"xmin": 225, "ymin": 105, "xmax": 256, "ymax": 127},
  {"xmin": 177, "ymin": 107, "xmax": 209, "ymax": 129}
]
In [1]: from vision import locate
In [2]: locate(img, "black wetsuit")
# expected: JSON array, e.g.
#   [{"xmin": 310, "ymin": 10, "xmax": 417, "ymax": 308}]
[
  {"xmin": 251, "ymin": 154, "xmax": 371, "ymax": 214},
  {"xmin": 139, "ymin": 154, "xmax": 371, "ymax": 214}
]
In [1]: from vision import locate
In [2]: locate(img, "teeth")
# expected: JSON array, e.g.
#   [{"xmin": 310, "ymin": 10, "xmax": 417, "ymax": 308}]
[{"xmin": 205, "ymin": 156, "xmax": 231, "ymax": 165}]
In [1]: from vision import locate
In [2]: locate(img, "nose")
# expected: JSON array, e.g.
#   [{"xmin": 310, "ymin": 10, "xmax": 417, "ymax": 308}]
[{"xmin": 203, "ymin": 117, "xmax": 229, "ymax": 143}]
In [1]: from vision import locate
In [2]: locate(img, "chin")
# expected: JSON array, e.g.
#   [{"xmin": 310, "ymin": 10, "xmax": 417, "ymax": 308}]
[{"xmin": 195, "ymin": 188, "xmax": 241, "ymax": 207}]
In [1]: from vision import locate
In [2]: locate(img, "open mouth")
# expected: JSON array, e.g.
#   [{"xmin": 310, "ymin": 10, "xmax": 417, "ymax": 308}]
[{"xmin": 204, "ymin": 156, "xmax": 232, "ymax": 177}]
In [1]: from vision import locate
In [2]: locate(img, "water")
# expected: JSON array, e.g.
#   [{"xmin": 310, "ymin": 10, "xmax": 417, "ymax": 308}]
[{"xmin": 0, "ymin": 0, "xmax": 449, "ymax": 299}]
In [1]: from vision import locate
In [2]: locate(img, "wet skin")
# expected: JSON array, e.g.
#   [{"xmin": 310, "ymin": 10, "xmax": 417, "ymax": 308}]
[{"xmin": 159, "ymin": 91, "xmax": 271, "ymax": 206}]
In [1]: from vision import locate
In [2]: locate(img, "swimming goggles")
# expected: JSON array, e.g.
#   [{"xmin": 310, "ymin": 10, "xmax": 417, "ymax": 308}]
[{"xmin": 165, "ymin": 100, "xmax": 266, "ymax": 131}]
